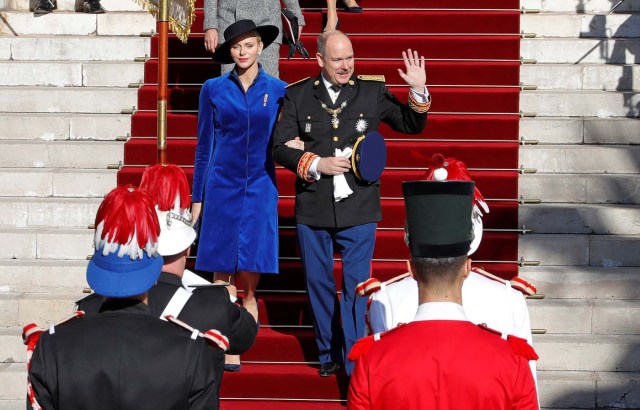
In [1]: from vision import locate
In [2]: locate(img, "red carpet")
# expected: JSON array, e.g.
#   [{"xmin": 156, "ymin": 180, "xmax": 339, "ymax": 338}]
[{"xmin": 119, "ymin": 1, "xmax": 521, "ymax": 405}]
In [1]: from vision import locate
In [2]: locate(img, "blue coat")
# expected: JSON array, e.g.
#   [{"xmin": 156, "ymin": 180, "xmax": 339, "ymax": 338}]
[{"xmin": 193, "ymin": 67, "xmax": 286, "ymax": 274}]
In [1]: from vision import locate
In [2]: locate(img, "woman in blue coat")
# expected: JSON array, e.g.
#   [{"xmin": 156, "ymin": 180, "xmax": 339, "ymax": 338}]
[{"xmin": 192, "ymin": 20, "xmax": 285, "ymax": 370}]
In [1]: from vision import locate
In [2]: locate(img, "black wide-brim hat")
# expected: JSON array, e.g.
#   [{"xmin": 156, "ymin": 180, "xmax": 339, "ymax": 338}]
[
  {"xmin": 212, "ymin": 19, "xmax": 280, "ymax": 64},
  {"xmin": 402, "ymin": 181, "xmax": 475, "ymax": 258}
]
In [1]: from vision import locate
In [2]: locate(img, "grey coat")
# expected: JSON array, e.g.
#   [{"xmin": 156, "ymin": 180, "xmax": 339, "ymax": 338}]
[{"xmin": 203, "ymin": 0, "xmax": 306, "ymax": 45}]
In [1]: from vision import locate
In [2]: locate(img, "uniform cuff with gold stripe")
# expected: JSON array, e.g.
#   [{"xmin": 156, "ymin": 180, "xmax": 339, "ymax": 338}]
[{"xmin": 297, "ymin": 152, "xmax": 319, "ymax": 182}]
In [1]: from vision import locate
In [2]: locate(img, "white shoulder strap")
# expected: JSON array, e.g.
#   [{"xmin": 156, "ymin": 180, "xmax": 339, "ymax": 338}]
[{"xmin": 160, "ymin": 287, "xmax": 192, "ymax": 321}]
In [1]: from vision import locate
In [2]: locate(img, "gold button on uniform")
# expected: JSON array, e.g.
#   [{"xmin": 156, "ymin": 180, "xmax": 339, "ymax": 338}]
[{"xmin": 333, "ymin": 136, "xmax": 339, "ymax": 142}]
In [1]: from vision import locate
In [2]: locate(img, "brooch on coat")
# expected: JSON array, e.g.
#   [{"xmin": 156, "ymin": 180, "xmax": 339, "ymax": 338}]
[{"xmin": 355, "ymin": 118, "xmax": 368, "ymax": 134}]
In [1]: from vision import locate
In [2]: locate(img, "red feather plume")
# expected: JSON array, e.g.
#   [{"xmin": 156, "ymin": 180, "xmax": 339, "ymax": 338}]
[
  {"xmin": 423, "ymin": 154, "xmax": 488, "ymax": 213},
  {"xmin": 139, "ymin": 164, "xmax": 191, "ymax": 212},
  {"xmin": 94, "ymin": 185, "xmax": 160, "ymax": 250}
]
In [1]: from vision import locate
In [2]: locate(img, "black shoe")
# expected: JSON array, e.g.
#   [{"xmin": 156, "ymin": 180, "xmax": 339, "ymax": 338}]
[
  {"xmin": 343, "ymin": 6, "xmax": 363, "ymax": 13},
  {"xmin": 34, "ymin": 0, "xmax": 54, "ymax": 15},
  {"xmin": 319, "ymin": 362, "xmax": 341, "ymax": 377},
  {"xmin": 342, "ymin": 0, "xmax": 363, "ymax": 13},
  {"xmin": 83, "ymin": 1, "xmax": 105, "ymax": 13}
]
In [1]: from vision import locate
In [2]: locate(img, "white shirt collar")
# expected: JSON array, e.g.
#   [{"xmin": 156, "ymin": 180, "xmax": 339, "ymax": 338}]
[
  {"xmin": 321, "ymin": 74, "xmax": 336, "ymax": 91},
  {"xmin": 414, "ymin": 302, "xmax": 468, "ymax": 322}
]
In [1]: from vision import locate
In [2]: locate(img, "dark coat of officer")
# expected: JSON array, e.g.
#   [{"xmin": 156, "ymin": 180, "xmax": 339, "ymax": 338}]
[
  {"xmin": 77, "ymin": 272, "xmax": 259, "ymax": 384},
  {"xmin": 272, "ymin": 74, "xmax": 427, "ymax": 228},
  {"xmin": 28, "ymin": 299, "xmax": 219, "ymax": 410}
]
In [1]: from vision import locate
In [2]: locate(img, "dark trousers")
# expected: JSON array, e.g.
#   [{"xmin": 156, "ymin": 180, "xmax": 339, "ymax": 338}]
[{"xmin": 297, "ymin": 223, "xmax": 377, "ymax": 375}]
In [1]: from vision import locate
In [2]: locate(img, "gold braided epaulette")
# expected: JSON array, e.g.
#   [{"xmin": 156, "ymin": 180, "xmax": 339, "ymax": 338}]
[
  {"xmin": 357, "ymin": 75, "xmax": 386, "ymax": 82},
  {"xmin": 286, "ymin": 77, "xmax": 310, "ymax": 88}
]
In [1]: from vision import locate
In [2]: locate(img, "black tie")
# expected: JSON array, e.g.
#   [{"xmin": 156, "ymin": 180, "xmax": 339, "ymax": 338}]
[{"xmin": 330, "ymin": 84, "xmax": 341, "ymax": 93}]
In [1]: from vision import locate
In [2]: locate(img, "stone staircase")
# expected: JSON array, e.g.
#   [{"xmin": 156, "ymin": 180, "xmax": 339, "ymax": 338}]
[
  {"xmin": 520, "ymin": 0, "xmax": 640, "ymax": 408},
  {"xmin": 0, "ymin": 0, "xmax": 639, "ymax": 409},
  {"xmin": 0, "ymin": 0, "xmax": 151, "ymax": 408}
]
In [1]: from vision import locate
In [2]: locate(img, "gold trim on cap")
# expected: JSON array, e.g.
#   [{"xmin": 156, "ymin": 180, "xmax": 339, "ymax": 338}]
[{"xmin": 351, "ymin": 135, "xmax": 366, "ymax": 180}]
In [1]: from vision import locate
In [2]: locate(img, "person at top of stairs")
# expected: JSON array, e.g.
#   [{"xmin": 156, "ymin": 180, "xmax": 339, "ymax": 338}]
[
  {"xmin": 77, "ymin": 164, "xmax": 259, "ymax": 388},
  {"xmin": 361, "ymin": 154, "xmax": 538, "ymax": 385},
  {"xmin": 272, "ymin": 30, "xmax": 431, "ymax": 377},
  {"xmin": 202, "ymin": 0, "xmax": 305, "ymax": 77},
  {"xmin": 324, "ymin": 0, "xmax": 363, "ymax": 32},
  {"xmin": 347, "ymin": 181, "xmax": 539, "ymax": 410},
  {"xmin": 27, "ymin": 186, "xmax": 221, "ymax": 410},
  {"xmin": 33, "ymin": 0, "xmax": 104, "ymax": 15}
]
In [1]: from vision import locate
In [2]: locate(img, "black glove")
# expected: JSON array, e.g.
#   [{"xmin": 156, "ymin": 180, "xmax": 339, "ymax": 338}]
[{"xmin": 281, "ymin": 8, "xmax": 310, "ymax": 59}]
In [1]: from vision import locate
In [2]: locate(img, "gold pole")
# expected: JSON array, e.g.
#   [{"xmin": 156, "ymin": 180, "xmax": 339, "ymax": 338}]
[{"xmin": 157, "ymin": 0, "xmax": 169, "ymax": 165}]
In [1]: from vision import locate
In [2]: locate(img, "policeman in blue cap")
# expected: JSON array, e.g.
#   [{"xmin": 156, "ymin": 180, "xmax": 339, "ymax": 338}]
[{"xmin": 27, "ymin": 186, "xmax": 221, "ymax": 410}]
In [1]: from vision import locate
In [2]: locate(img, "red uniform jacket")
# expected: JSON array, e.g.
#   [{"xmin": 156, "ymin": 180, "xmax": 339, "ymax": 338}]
[{"xmin": 348, "ymin": 316, "xmax": 538, "ymax": 409}]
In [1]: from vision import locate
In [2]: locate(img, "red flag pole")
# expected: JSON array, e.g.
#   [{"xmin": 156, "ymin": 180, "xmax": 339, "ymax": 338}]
[{"xmin": 156, "ymin": 0, "xmax": 169, "ymax": 165}]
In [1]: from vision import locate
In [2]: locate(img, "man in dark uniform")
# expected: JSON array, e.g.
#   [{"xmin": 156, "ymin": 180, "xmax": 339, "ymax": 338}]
[
  {"xmin": 77, "ymin": 164, "xmax": 259, "ymax": 379},
  {"xmin": 347, "ymin": 181, "xmax": 539, "ymax": 409},
  {"xmin": 27, "ymin": 186, "xmax": 220, "ymax": 410},
  {"xmin": 272, "ymin": 30, "xmax": 431, "ymax": 376}
]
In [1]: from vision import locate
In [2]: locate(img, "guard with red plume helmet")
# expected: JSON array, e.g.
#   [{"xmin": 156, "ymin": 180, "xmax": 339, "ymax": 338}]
[
  {"xmin": 139, "ymin": 164, "xmax": 197, "ymax": 257},
  {"xmin": 347, "ymin": 156, "xmax": 539, "ymax": 410},
  {"xmin": 87, "ymin": 185, "xmax": 163, "ymax": 297},
  {"xmin": 26, "ymin": 185, "xmax": 220, "ymax": 410},
  {"xmin": 78, "ymin": 165, "xmax": 259, "ymax": 385}
]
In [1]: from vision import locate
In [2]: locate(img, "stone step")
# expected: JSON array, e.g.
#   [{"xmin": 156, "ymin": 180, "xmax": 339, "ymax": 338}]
[
  {"xmin": 520, "ymin": 145, "xmax": 640, "ymax": 174},
  {"xmin": 520, "ymin": 203, "xmax": 640, "ymax": 235},
  {"xmin": 0, "ymin": 197, "xmax": 100, "ymax": 229},
  {"xmin": 522, "ymin": 0, "xmax": 640, "ymax": 13},
  {"xmin": 0, "ymin": 11, "xmax": 155, "ymax": 37},
  {"xmin": 0, "ymin": 400, "xmax": 22, "ymax": 410},
  {"xmin": 5, "ymin": 0, "xmax": 144, "ymax": 12},
  {"xmin": 0, "ymin": 291, "xmax": 637, "ymax": 335},
  {"xmin": 0, "ymin": 227, "xmax": 92, "ymax": 261},
  {"xmin": 521, "ymin": 266, "xmax": 640, "ymax": 299},
  {"xmin": 519, "ymin": 173, "xmax": 640, "ymax": 204},
  {"xmin": 0, "ymin": 36, "xmax": 148, "ymax": 61},
  {"xmin": 537, "ymin": 370, "xmax": 640, "ymax": 409},
  {"xmin": 521, "ymin": 63, "xmax": 640, "ymax": 91},
  {"xmin": 0, "ymin": 113, "xmax": 131, "ymax": 141},
  {"xmin": 521, "ymin": 235, "xmax": 640, "ymax": 267},
  {"xmin": 0, "ymin": 292, "xmax": 83, "ymax": 328},
  {"xmin": 521, "ymin": 38, "xmax": 639, "ymax": 64},
  {"xmin": 0, "ymin": 350, "xmax": 638, "ymax": 408},
  {"xmin": 4, "ymin": 10, "xmax": 639, "ymax": 39},
  {"xmin": 7, "ymin": 62, "xmax": 637, "ymax": 91},
  {"xmin": 522, "ymin": 13, "xmax": 640, "ymax": 38},
  {"xmin": 520, "ymin": 117, "xmax": 640, "ymax": 145},
  {"xmin": 0, "ymin": 86, "xmax": 137, "ymax": 114},
  {"xmin": 0, "ymin": 364, "xmax": 26, "ymax": 402},
  {"xmin": 0, "ymin": 61, "xmax": 143, "ymax": 87},
  {"xmin": 3, "ymin": 0, "xmax": 637, "ymax": 13},
  {"xmin": 520, "ymin": 89, "xmax": 640, "ymax": 117},
  {"xmin": 528, "ymin": 298, "xmax": 640, "ymax": 335},
  {"xmin": 0, "ymin": 140, "xmax": 122, "ymax": 168},
  {"xmin": 3, "ymin": 326, "xmax": 637, "ymax": 373},
  {"xmin": 0, "ymin": 168, "xmax": 115, "ymax": 197},
  {"xmin": 0, "ymin": 260, "xmax": 88, "ymax": 293}
]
